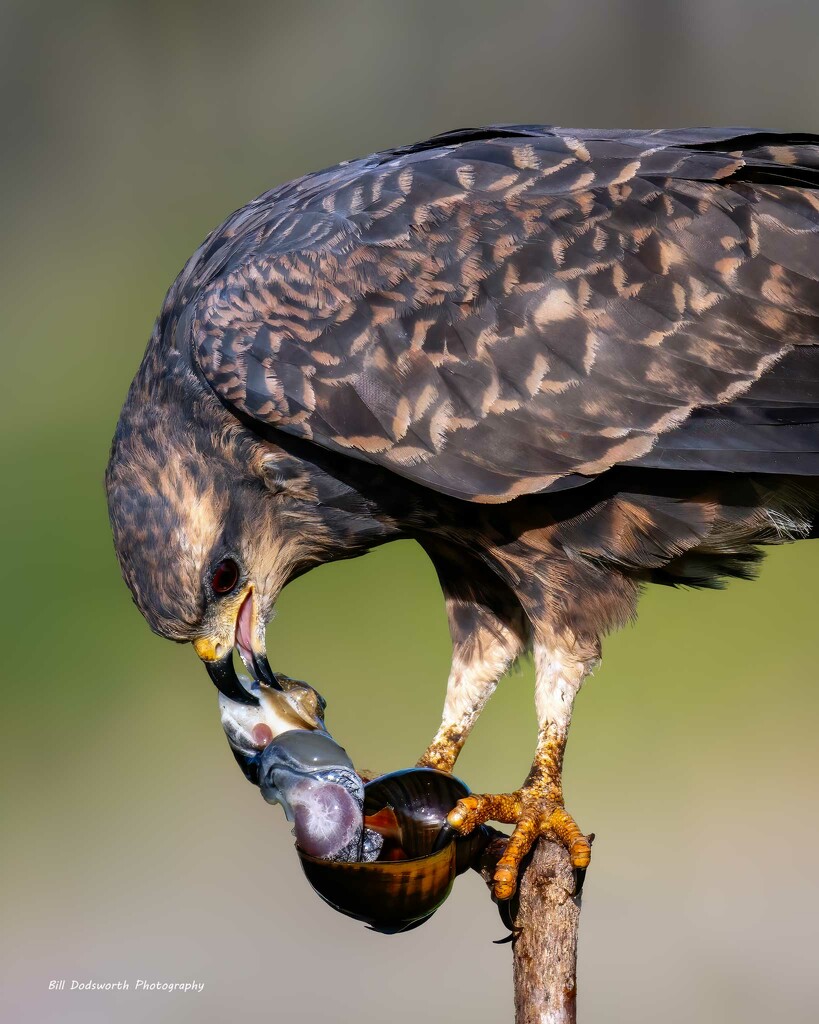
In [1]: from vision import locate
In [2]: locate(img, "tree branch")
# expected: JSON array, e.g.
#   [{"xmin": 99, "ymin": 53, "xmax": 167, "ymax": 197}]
[
  {"xmin": 476, "ymin": 836, "xmax": 583, "ymax": 1024},
  {"xmin": 512, "ymin": 839, "xmax": 582, "ymax": 1023}
]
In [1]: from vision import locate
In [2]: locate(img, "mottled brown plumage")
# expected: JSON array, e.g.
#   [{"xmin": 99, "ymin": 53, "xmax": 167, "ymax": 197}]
[{"xmin": 107, "ymin": 126, "xmax": 819, "ymax": 898}]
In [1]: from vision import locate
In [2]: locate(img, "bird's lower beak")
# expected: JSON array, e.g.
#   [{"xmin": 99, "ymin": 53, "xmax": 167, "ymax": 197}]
[
  {"xmin": 202, "ymin": 651, "xmax": 263, "ymax": 706},
  {"xmin": 194, "ymin": 589, "xmax": 282, "ymax": 707}
]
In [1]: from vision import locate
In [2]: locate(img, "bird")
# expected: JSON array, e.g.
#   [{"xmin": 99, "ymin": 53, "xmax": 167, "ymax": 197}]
[{"xmin": 106, "ymin": 125, "xmax": 819, "ymax": 899}]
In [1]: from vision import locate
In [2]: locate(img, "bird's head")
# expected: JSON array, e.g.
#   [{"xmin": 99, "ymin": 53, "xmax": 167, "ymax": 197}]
[{"xmin": 105, "ymin": 386, "xmax": 326, "ymax": 721}]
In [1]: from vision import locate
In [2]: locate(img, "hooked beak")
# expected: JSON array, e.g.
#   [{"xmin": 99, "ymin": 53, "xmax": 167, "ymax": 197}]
[
  {"xmin": 202, "ymin": 652, "xmax": 261, "ymax": 706},
  {"xmin": 194, "ymin": 589, "xmax": 281, "ymax": 706}
]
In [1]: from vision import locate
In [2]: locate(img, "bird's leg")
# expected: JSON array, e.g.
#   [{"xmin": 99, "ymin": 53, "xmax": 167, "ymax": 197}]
[
  {"xmin": 417, "ymin": 595, "xmax": 527, "ymax": 774},
  {"xmin": 447, "ymin": 636, "xmax": 597, "ymax": 899}
]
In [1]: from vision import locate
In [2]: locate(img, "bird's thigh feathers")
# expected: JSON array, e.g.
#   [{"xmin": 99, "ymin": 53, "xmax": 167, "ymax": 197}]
[{"xmin": 426, "ymin": 470, "xmax": 819, "ymax": 646}]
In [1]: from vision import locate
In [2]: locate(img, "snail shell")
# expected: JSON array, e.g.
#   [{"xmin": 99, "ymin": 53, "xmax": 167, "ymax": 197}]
[{"xmin": 297, "ymin": 768, "xmax": 490, "ymax": 932}]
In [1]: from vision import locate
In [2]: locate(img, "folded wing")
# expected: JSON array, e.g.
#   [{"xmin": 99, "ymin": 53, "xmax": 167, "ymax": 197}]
[{"xmin": 188, "ymin": 126, "xmax": 819, "ymax": 501}]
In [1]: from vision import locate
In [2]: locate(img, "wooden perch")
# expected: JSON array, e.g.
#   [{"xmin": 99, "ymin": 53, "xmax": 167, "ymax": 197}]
[{"xmin": 476, "ymin": 834, "xmax": 585, "ymax": 1024}]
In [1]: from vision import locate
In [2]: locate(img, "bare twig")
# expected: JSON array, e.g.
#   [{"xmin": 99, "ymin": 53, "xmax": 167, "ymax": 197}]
[
  {"xmin": 475, "ymin": 835, "xmax": 584, "ymax": 1024},
  {"xmin": 511, "ymin": 840, "xmax": 582, "ymax": 1024}
]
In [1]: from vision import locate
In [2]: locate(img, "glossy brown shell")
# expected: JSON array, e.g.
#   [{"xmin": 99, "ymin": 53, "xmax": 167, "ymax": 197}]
[
  {"xmin": 295, "ymin": 768, "xmax": 486, "ymax": 932},
  {"xmin": 299, "ymin": 842, "xmax": 456, "ymax": 931}
]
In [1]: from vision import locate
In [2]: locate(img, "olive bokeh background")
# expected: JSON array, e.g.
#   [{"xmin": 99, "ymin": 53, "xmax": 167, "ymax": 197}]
[{"xmin": 3, "ymin": 2, "xmax": 819, "ymax": 1021}]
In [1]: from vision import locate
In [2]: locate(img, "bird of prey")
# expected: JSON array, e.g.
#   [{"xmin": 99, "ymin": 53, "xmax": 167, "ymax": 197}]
[{"xmin": 106, "ymin": 125, "xmax": 819, "ymax": 899}]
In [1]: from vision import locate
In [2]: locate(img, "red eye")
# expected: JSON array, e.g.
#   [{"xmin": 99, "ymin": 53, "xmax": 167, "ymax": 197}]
[{"xmin": 211, "ymin": 558, "xmax": 240, "ymax": 595}]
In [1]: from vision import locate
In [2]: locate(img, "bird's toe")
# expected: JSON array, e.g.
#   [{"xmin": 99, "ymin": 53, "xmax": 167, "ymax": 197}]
[{"xmin": 448, "ymin": 787, "xmax": 592, "ymax": 900}]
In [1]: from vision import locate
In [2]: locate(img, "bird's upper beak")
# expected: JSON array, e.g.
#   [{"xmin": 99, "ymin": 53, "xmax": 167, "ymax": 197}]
[
  {"xmin": 193, "ymin": 588, "xmax": 272, "ymax": 706},
  {"xmin": 193, "ymin": 588, "xmax": 321, "ymax": 729}
]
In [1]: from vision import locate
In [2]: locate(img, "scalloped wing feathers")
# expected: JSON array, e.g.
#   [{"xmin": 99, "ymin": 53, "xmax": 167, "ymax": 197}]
[{"xmin": 187, "ymin": 126, "xmax": 819, "ymax": 502}]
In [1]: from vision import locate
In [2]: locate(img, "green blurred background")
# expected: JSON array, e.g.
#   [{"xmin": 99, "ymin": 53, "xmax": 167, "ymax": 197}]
[{"xmin": 2, "ymin": 1, "xmax": 819, "ymax": 1021}]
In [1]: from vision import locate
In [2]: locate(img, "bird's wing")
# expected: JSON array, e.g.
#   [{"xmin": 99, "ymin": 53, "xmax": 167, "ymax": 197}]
[{"xmin": 188, "ymin": 126, "xmax": 819, "ymax": 501}]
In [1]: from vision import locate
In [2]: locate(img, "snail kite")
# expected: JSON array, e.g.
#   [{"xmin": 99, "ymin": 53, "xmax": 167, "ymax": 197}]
[{"xmin": 107, "ymin": 125, "xmax": 819, "ymax": 898}]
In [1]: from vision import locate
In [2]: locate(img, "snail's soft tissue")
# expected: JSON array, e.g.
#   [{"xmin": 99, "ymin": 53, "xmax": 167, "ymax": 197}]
[{"xmin": 258, "ymin": 730, "xmax": 384, "ymax": 862}]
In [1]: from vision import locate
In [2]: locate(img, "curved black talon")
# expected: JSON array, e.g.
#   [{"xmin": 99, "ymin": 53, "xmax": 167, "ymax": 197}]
[
  {"xmin": 494, "ymin": 892, "xmax": 520, "ymax": 936},
  {"xmin": 432, "ymin": 822, "xmax": 459, "ymax": 853},
  {"xmin": 573, "ymin": 832, "xmax": 595, "ymax": 901}
]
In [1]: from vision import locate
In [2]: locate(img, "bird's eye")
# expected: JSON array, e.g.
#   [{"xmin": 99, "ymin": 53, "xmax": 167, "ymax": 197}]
[{"xmin": 211, "ymin": 558, "xmax": 240, "ymax": 595}]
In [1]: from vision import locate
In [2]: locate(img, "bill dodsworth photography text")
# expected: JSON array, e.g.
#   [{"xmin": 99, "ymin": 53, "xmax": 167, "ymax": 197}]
[{"xmin": 49, "ymin": 979, "xmax": 205, "ymax": 993}]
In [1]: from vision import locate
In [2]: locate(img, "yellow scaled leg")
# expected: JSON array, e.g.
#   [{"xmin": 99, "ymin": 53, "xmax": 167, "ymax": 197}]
[
  {"xmin": 417, "ymin": 734, "xmax": 591, "ymax": 900},
  {"xmin": 446, "ymin": 690, "xmax": 593, "ymax": 901},
  {"xmin": 421, "ymin": 633, "xmax": 597, "ymax": 899},
  {"xmin": 447, "ymin": 784, "xmax": 591, "ymax": 899},
  {"xmin": 417, "ymin": 728, "xmax": 463, "ymax": 773}
]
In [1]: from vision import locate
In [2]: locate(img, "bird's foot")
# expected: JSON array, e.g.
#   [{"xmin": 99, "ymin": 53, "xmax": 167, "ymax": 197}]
[{"xmin": 446, "ymin": 784, "xmax": 591, "ymax": 900}]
